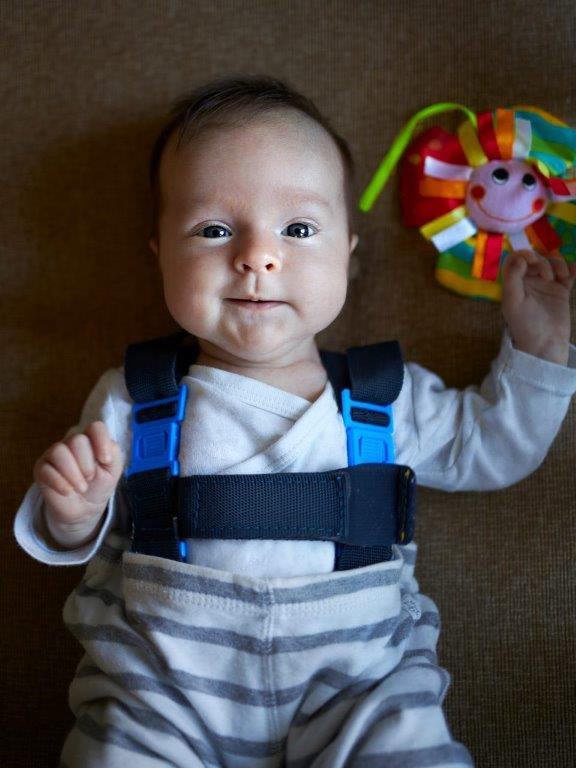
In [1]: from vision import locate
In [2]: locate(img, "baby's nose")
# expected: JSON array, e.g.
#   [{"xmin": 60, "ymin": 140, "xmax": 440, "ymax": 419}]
[{"xmin": 233, "ymin": 242, "xmax": 282, "ymax": 274}]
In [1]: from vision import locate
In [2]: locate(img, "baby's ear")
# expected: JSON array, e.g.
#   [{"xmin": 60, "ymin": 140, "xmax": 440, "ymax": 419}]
[{"xmin": 148, "ymin": 236, "xmax": 159, "ymax": 256}]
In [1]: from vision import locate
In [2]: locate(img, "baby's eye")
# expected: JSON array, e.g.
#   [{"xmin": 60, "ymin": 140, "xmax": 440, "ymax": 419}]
[
  {"xmin": 282, "ymin": 222, "xmax": 318, "ymax": 238},
  {"xmin": 196, "ymin": 224, "xmax": 231, "ymax": 239}
]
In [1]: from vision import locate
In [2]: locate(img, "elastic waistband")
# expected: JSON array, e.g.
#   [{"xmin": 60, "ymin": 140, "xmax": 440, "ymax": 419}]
[{"xmin": 96, "ymin": 532, "xmax": 416, "ymax": 617}]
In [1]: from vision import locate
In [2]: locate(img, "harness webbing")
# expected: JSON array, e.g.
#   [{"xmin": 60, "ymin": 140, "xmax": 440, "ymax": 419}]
[{"xmin": 121, "ymin": 331, "xmax": 416, "ymax": 570}]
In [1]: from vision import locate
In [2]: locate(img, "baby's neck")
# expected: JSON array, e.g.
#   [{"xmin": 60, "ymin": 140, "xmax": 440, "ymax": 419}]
[{"xmin": 195, "ymin": 342, "xmax": 328, "ymax": 402}]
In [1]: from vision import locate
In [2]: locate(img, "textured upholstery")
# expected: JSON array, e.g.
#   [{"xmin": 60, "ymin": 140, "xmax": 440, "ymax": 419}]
[{"xmin": 2, "ymin": 2, "xmax": 574, "ymax": 766}]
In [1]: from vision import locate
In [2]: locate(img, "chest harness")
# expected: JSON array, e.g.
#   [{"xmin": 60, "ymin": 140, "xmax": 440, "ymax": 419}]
[{"xmin": 120, "ymin": 330, "xmax": 416, "ymax": 571}]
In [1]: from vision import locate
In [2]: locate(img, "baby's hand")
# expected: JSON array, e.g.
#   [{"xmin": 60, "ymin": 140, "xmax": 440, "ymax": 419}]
[
  {"xmin": 33, "ymin": 421, "xmax": 124, "ymax": 549},
  {"xmin": 501, "ymin": 249, "xmax": 576, "ymax": 365}
]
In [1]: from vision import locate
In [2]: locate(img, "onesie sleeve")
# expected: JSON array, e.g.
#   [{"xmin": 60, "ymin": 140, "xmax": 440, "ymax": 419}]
[
  {"xmin": 393, "ymin": 328, "xmax": 576, "ymax": 491},
  {"xmin": 13, "ymin": 367, "xmax": 132, "ymax": 565}
]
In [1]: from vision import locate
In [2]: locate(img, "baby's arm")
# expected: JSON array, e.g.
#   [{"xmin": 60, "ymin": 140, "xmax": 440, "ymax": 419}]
[
  {"xmin": 14, "ymin": 367, "xmax": 132, "ymax": 564},
  {"xmin": 396, "ymin": 336, "xmax": 576, "ymax": 492},
  {"xmin": 394, "ymin": 248, "xmax": 576, "ymax": 492}
]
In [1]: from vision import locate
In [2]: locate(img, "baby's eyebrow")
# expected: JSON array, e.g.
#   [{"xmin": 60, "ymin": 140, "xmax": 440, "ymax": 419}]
[
  {"xmin": 273, "ymin": 186, "xmax": 333, "ymax": 211},
  {"xmin": 186, "ymin": 187, "xmax": 333, "ymax": 212}
]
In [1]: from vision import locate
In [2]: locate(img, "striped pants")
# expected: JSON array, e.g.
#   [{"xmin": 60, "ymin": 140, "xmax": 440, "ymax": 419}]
[{"xmin": 60, "ymin": 532, "xmax": 474, "ymax": 767}]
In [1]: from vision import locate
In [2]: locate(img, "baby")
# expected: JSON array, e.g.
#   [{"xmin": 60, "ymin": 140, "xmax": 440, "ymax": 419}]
[{"xmin": 15, "ymin": 76, "xmax": 576, "ymax": 767}]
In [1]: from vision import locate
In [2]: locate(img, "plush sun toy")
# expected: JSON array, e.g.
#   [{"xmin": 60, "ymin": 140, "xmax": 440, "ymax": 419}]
[{"xmin": 359, "ymin": 103, "xmax": 576, "ymax": 301}]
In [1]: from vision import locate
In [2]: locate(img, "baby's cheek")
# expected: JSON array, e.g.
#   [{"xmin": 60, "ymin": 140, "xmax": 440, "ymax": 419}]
[
  {"xmin": 163, "ymin": 274, "xmax": 213, "ymax": 334},
  {"xmin": 303, "ymin": 262, "xmax": 348, "ymax": 321}
]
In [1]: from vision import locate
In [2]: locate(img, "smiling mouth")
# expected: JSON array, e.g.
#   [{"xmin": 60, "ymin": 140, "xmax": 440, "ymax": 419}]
[
  {"xmin": 226, "ymin": 298, "xmax": 284, "ymax": 310},
  {"xmin": 474, "ymin": 199, "xmax": 541, "ymax": 223}
]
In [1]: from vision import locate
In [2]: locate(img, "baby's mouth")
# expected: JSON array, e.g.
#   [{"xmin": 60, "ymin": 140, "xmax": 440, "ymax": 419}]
[{"xmin": 225, "ymin": 297, "xmax": 284, "ymax": 310}]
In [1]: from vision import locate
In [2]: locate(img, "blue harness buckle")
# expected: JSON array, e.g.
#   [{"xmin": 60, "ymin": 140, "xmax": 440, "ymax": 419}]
[
  {"xmin": 341, "ymin": 388, "xmax": 395, "ymax": 466},
  {"xmin": 126, "ymin": 384, "xmax": 189, "ymax": 561},
  {"xmin": 126, "ymin": 385, "xmax": 188, "ymax": 477}
]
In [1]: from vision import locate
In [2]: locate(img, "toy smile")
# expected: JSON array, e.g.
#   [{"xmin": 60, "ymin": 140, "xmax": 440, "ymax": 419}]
[{"xmin": 473, "ymin": 199, "xmax": 542, "ymax": 224}]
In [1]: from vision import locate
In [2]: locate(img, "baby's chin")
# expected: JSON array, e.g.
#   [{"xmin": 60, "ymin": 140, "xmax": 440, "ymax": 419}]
[{"xmin": 200, "ymin": 330, "xmax": 317, "ymax": 368}]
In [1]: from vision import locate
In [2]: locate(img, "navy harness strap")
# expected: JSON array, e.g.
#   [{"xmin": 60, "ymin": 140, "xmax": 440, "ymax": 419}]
[
  {"xmin": 123, "ymin": 331, "xmax": 198, "ymax": 561},
  {"xmin": 124, "ymin": 330, "xmax": 197, "ymax": 402},
  {"xmin": 124, "ymin": 467, "xmax": 181, "ymax": 561},
  {"xmin": 121, "ymin": 331, "xmax": 415, "ymax": 570},
  {"xmin": 347, "ymin": 342, "xmax": 404, "ymax": 405},
  {"xmin": 177, "ymin": 464, "xmax": 414, "ymax": 546},
  {"xmin": 319, "ymin": 344, "xmax": 406, "ymax": 569}
]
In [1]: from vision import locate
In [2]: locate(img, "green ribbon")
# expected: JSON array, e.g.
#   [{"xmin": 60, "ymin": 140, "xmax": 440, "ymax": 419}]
[{"xmin": 358, "ymin": 102, "xmax": 477, "ymax": 212}]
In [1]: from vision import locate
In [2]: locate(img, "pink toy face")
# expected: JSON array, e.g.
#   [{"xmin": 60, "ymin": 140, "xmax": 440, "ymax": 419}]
[{"xmin": 465, "ymin": 159, "xmax": 548, "ymax": 234}]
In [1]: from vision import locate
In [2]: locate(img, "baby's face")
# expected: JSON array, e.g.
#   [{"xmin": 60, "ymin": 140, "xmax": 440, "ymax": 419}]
[{"xmin": 149, "ymin": 112, "xmax": 358, "ymax": 366}]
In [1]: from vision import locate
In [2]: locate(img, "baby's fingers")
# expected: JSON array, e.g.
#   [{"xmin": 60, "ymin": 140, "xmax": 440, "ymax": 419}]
[
  {"xmin": 547, "ymin": 255, "xmax": 570, "ymax": 282},
  {"xmin": 85, "ymin": 421, "xmax": 116, "ymax": 466},
  {"xmin": 502, "ymin": 251, "xmax": 528, "ymax": 305},
  {"xmin": 64, "ymin": 432, "xmax": 97, "ymax": 483},
  {"xmin": 522, "ymin": 250, "xmax": 555, "ymax": 280},
  {"xmin": 34, "ymin": 460, "xmax": 73, "ymax": 496},
  {"xmin": 86, "ymin": 421, "xmax": 124, "ymax": 480},
  {"xmin": 556, "ymin": 257, "xmax": 576, "ymax": 286},
  {"xmin": 35, "ymin": 444, "xmax": 87, "ymax": 495}
]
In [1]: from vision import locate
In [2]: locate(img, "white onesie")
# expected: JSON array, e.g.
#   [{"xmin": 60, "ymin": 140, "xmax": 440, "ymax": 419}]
[{"xmin": 14, "ymin": 327, "xmax": 576, "ymax": 575}]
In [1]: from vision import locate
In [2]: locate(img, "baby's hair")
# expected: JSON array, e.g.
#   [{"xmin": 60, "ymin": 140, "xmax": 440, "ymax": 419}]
[{"xmin": 149, "ymin": 74, "xmax": 356, "ymax": 239}]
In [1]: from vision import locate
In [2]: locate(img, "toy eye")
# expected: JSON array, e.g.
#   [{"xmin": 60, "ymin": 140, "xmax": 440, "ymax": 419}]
[
  {"xmin": 522, "ymin": 173, "xmax": 536, "ymax": 190},
  {"xmin": 491, "ymin": 167, "xmax": 509, "ymax": 185}
]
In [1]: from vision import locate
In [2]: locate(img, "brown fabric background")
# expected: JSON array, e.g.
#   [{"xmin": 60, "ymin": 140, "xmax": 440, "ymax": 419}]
[{"xmin": 2, "ymin": 2, "xmax": 575, "ymax": 766}]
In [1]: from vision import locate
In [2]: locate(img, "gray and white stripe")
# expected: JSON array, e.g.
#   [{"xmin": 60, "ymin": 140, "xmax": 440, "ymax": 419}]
[{"xmin": 60, "ymin": 532, "xmax": 473, "ymax": 767}]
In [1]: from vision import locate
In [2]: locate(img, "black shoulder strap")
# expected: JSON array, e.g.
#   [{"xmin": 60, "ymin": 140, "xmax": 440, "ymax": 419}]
[
  {"xmin": 125, "ymin": 334, "xmax": 403, "ymax": 406},
  {"xmin": 122, "ymin": 330, "xmax": 198, "ymax": 561},
  {"xmin": 347, "ymin": 341, "xmax": 404, "ymax": 404},
  {"xmin": 320, "ymin": 341, "xmax": 404, "ymax": 410},
  {"xmin": 321, "ymin": 341, "xmax": 405, "ymax": 570},
  {"xmin": 124, "ymin": 330, "xmax": 198, "ymax": 402}
]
